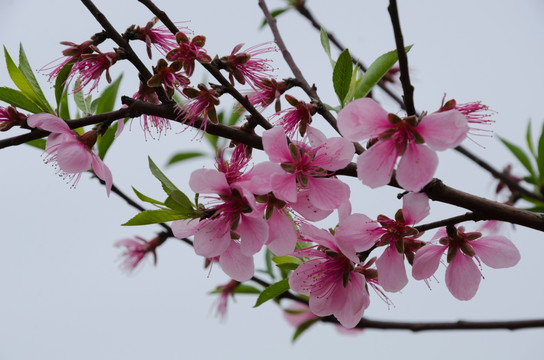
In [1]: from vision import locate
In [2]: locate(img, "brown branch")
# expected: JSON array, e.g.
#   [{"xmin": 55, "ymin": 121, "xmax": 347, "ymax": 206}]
[
  {"xmin": 293, "ymin": 2, "xmax": 407, "ymax": 111},
  {"xmin": 136, "ymin": 0, "xmax": 273, "ymax": 131},
  {"xmin": 80, "ymin": 0, "xmax": 170, "ymax": 103},
  {"xmin": 415, "ymin": 212, "xmax": 478, "ymax": 233},
  {"xmin": 258, "ymin": 0, "xmax": 365, "ymax": 155},
  {"xmin": 387, "ymin": 0, "xmax": 415, "ymax": 116}
]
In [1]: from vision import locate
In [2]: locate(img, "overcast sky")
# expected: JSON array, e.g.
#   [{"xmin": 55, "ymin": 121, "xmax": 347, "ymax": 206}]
[{"xmin": 1, "ymin": 1, "xmax": 544, "ymax": 359}]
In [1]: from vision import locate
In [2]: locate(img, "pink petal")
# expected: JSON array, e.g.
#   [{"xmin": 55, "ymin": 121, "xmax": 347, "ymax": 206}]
[
  {"xmin": 471, "ymin": 235, "xmax": 520, "ymax": 269},
  {"xmin": 289, "ymin": 258, "xmax": 324, "ymax": 295},
  {"xmin": 266, "ymin": 210, "xmax": 298, "ymax": 256},
  {"xmin": 299, "ymin": 223, "xmax": 337, "ymax": 251},
  {"xmin": 307, "ymin": 177, "xmax": 350, "ymax": 210},
  {"xmin": 445, "ymin": 253, "xmax": 481, "ymax": 301},
  {"xmin": 219, "ymin": 241, "xmax": 255, "ymax": 281},
  {"xmin": 337, "ymin": 98, "xmax": 391, "ymax": 141},
  {"xmin": 193, "ymin": 218, "xmax": 231, "ymax": 258},
  {"xmin": 55, "ymin": 141, "xmax": 92, "ymax": 173},
  {"xmin": 306, "ymin": 126, "xmax": 327, "ymax": 147},
  {"xmin": 240, "ymin": 162, "xmax": 283, "ymax": 195},
  {"xmin": 411, "ymin": 244, "xmax": 447, "ymax": 280},
  {"xmin": 171, "ymin": 219, "xmax": 199, "ymax": 238},
  {"xmin": 270, "ymin": 172, "xmax": 297, "ymax": 203},
  {"xmin": 27, "ymin": 113, "xmax": 72, "ymax": 134},
  {"xmin": 262, "ymin": 126, "xmax": 292, "ymax": 163},
  {"xmin": 334, "ymin": 273, "xmax": 368, "ymax": 328},
  {"xmin": 376, "ymin": 246, "xmax": 408, "ymax": 292},
  {"xmin": 313, "ymin": 137, "xmax": 355, "ymax": 171},
  {"xmin": 290, "ymin": 190, "xmax": 333, "ymax": 221},
  {"xmin": 91, "ymin": 153, "xmax": 113, "ymax": 197},
  {"xmin": 356, "ymin": 140, "xmax": 397, "ymax": 188},
  {"xmin": 115, "ymin": 119, "xmax": 125, "ymax": 138},
  {"xmin": 239, "ymin": 214, "xmax": 268, "ymax": 256},
  {"xmin": 335, "ymin": 213, "xmax": 379, "ymax": 263},
  {"xmin": 396, "ymin": 143, "xmax": 438, "ymax": 191},
  {"xmin": 416, "ymin": 110, "xmax": 469, "ymax": 151},
  {"xmin": 402, "ymin": 192, "xmax": 430, "ymax": 225},
  {"xmin": 189, "ymin": 169, "xmax": 229, "ymax": 194}
]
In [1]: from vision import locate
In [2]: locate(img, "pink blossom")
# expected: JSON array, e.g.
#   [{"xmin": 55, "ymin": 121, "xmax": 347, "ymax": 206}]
[
  {"xmin": 40, "ymin": 40, "xmax": 94, "ymax": 82},
  {"xmin": 178, "ymin": 84, "xmax": 220, "ymax": 133},
  {"xmin": 132, "ymin": 82, "xmax": 170, "ymax": 139},
  {"xmin": 261, "ymin": 126, "xmax": 354, "ymax": 211},
  {"xmin": 221, "ymin": 42, "xmax": 277, "ymax": 88},
  {"xmin": 0, "ymin": 106, "xmax": 26, "ymax": 132},
  {"xmin": 371, "ymin": 192, "xmax": 429, "ymax": 292},
  {"xmin": 27, "ymin": 113, "xmax": 113, "ymax": 196},
  {"xmin": 337, "ymin": 98, "xmax": 469, "ymax": 191},
  {"xmin": 147, "ymin": 59, "xmax": 190, "ymax": 99},
  {"xmin": 289, "ymin": 222, "xmax": 376, "ymax": 328},
  {"xmin": 412, "ymin": 226, "xmax": 521, "ymax": 300},
  {"xmin": 212, "ymin": 279, "xmax": 240, "ymax": 320},
  {"xmin": 246, "ymin": 78, "xmax": 287, "ymax": 112},
  {"xmin": 126, "ymin": 17, "xmax": 185, "ymax": 59},
  {"xmin": 69, "ymin": 47, "xmax": 118, "ymax": 94},
  {"xmin": 438, "ymin": 98, "xmax": 495, "ymax": 140},
  {"xmin": 273, "ymin": 95, "xmax": 316, "ymax": 137},
  {"xmin": 166, "ymin": 32, "xmax": 211, "ymax": 77},
  {"xmin": 114, "ymin": 236, "xmax": 163, "ymax": 273}
]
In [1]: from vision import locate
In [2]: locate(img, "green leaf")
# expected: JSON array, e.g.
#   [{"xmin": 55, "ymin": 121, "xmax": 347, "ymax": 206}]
[
  {"xmin": 254, "ymin": 279, "xmax": 290, "ymax": 308},
  {"xmin": 122, "ymin": 209, "xmax": 186, "ymax": 226},
  {"xmin": 25, "ymin": 138, "xmax": 46, "ymax": 150},
  {"xmin": 95, "ymin": 74, "xmax": 122, "ymax": 114},
  {"xmin": 73, "ymin": 84, "xmax": 88, "ymax": 114},
  {"xmin": 276, "ymin": 263, "xmax": 300, "ymax": 271},
  {"xmin": 97, "ymin": 122, "xmax": 119, "ymax": 160},
  {"xmin": 332, "ymin": 49, "xmax": 353, "ymax": 107},
  {"xmin": 0, "ymin": 87, "xmax": 42, "ymax": 113},
  {"xmin": 272, "ymin": 255, "xmax": 302, "ymax": 265},
  {"xmin": 320, "ymin": 27, "xmax": 335, "ymax": 67},
  {"xmin": 498, "ymin": 136, "xmax": 536, "ymax": 179},
  {"xmin": 4, "ymin": 46, "xmax": 52, "ymax": 113},
  {"xmin": 538, "ymin": 124, "xmax": 544, "ymax": 183},
  {"xmin": 292, "ymin": 318, "xmax": 320, "ymax": 342},
  {"xmin": 260, "ymin": 7, "xmax": 289, "ymax": 28},
  {"xmin": 164, "ymin": 189, "xmax": 194, "ymax": 213},
  {"xmin": 148, "ymin": 156, "xmax": 179, "ymax": 194},
  {"xmin": 54, "ymin": 63, "xmax": 73, "ymax": 107},
  {"xmin": 354, "ymin": 45, "xmax": 413, "ymax": 100},
  {"xmin": 18, "ymin": 44, "xmax": 53, "ymax": 113},
  {"xmin": 210, "ymin": 284, "xmax": 261, "ymax": 295},
  {"xmin": 527, "ymin": 120, "xmax": 535, "ymax": 157},
  {"xmin": 166, "ymin": 151, "xmax": 206, "ymax": 166},
  {"xmin": 131, "ymin": 187, "xmax": 164, "ymax": 205}
]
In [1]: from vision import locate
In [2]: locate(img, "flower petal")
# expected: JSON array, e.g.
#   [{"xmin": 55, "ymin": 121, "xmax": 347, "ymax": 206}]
[
  {"xmin": 412, "ymin": 244, "xmax": 447, "ymax": 280},
  {"xmin": 91, "ymin": 153, "xmax": 113, "ymax": 196},
  {"xmin": 55, "ymin": 141, "xmax": 92, "ymax": 173},
  {"xmin": 376, "ymin": 246, "xmax": 408, "ymax": 292},
  {"xmin": 27, "ymin": 113, "xmax": 72, "ymax": 134},
  {"xmin": 171, "ymin": 218, "xmax": 199, "ymax": 239},
  {"xmin": 189, "ymin": 168, "xmax": 229, "ymax": 194},
  {"xmin": 313, "ymin": 137, "xmax": 355, "ymax": 171},
  {"xmin": 262, "ymin": 126, "xmax": 292, "ymax": 163},
  {"xmin": 335, "ymin": 213, "xmax": 379, "ymax": 263},
  {"xmin": 417, "ymin": 110, "xmax": 469, "ymax": 151},
  {"xmin": 290, "ymin": 189, "xmax": 333, "ymax": 222},
  {"xmin": 219, "ymin": 241, "xmax": 255, "ymax": 281},
  {"xmin": 445, "ymin": 253, "xmax": 481, "ymax": 301},
  {"xmin": 396, "ymin": 143, "xmax": 438, "ymax": 191},
  {"xmin": 266, "ymin": 209, "xmax": 298, "ymax": 256},
  {"xmin": 471, "ymin": 235, "xmax": 520, "ymax": 269},
  {"xmin": 239, "ymin": 214, "xmax": 268, "ymax": 256},
  {"xmin": 356, "ymin": 140, "xmax": 397, "ymax": 188},
  {"xmin": 334, "ymin": 273, "xmax": 368, "ymax": 328},
  {"xmin": 193, "ymin": 218, "xmax": 231, "ymax": 258},
  {"xmin": 337, "ymin": 98, "xmax": 391, "ymax": 141},
  {"xmin": 307, "ymin": 177, "xmax": 350, "ymax": 211},
  {"xmin": 402, "ymin": 192, "xmax": 430, "ymax": 225}
]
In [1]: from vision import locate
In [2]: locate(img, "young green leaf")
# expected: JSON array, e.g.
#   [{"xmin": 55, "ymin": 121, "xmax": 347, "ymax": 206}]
[
  {"xmin": 164, "ymin": 189, "xmax": 194, "ymax": 213},
  {"xmin": 95, "ymin": 74, "xmax": 123, "ymax": 114},
  {"xmin": 272, "ymin": 255, "xmax": 302, "ymax": 266},
  {"xmin": 4, "ymin": 46, "xmax": 52, "ymax": 113},
  {"xmin": 260, "ymin": 7, "xmax": 289, "ymax": 28},
  {"xmin": 292, "ymin": 318, "xmax": 320, "ymax": 342},
  {"xmin": 527, "ymin": 120, "xmax": 535, "ymax": 157},
  {"xmin": 131, "ymin": 186, "xmax": 164, "ymax": 205},
  {"xmin": 536, "ymin": 124, "xmax": 544, "ymax": 182},
  {"xmin": 333, "ymin": 49, "xmax": 353, "ymax": 107},
  {"xmin": 122, "ymin": 209, "xmax": 187, "ymax": 226},
  {"xmin": 354, "ymin": 45, "xmax": 413, "ymax": 100},
  {"xmin": 498, "ymin": 136, "xmax": 536, "ymax": 179},
  {"xmin": 0, "ymin": 87, "xmax": 43, "ymax": 113},
  {"xmin": 54, "ymin": 63, "xmax": 73, "ymax": 107},
  {"xmin": 320, "ymin": 27, "xmax": 335, "ymax": 67},
  {"xmin": 148, "ymin": 156, "xmax": 179, "ymax": 194},
  {"xmin": 97, "ymin": 122, "xmax": 119, "ymax": 160},
  {"xmin": 254, "ymin": 278, "xmax": 290, "ymax": 308},
  {"xmin": 166, "ymin": 151, "xmax": 206, "ymax": 166},
  {"xmin": 24, "ymin": 138, "xmax": 46, "ymax": 150},
  {"xmin": 73, "ymin": 83, "xmax": 88, "ymax": 114},
  {"xmin": 18, "ymin": 44, "xmax": 53, "ymax": 113}
]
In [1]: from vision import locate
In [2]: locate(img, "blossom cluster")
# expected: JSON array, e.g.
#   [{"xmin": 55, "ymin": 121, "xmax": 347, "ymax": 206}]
[{"xmin": 10, "ymin": 14, "xmax": 522, "ymax": 331}]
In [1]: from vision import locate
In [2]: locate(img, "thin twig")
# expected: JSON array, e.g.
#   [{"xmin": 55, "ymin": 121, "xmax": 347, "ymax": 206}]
[{"xmin": 387, "ymin": 0, "xmax": 415, "ymax": 115}]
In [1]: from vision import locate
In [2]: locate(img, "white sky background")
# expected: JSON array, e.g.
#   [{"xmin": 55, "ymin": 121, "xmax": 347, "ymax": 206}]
[{"xmin": 1, "ymin": 0, "xmax": 544, "ymax": 359}]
